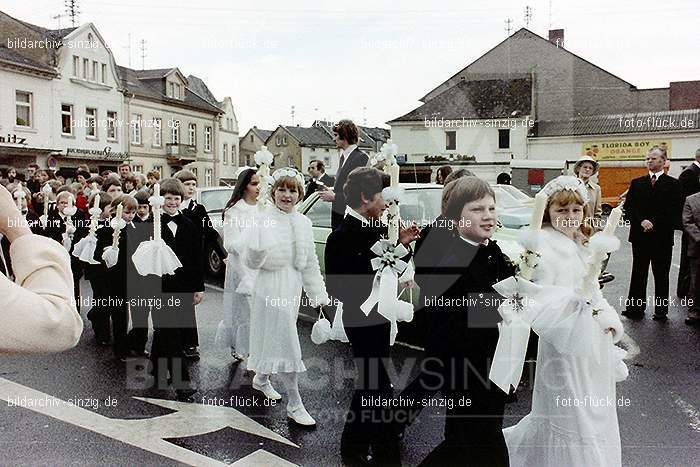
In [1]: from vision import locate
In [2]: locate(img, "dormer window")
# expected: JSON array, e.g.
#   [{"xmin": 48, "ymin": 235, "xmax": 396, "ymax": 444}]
[{"xmin": 168, "ymin": 82, "xmax": 175, "ymax": 98}]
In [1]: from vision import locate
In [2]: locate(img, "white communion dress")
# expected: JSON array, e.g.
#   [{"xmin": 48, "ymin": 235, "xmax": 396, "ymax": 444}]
[
  {"xmin": 503, "ymin": 226, "xmax": 626, "ymax": 467},
  {"xmin": 242, "ymin": 205, "xmax": 329, "ymax": 374},
  {"xmin": 215, "ymin": 199, "xmax": 258, "ymax": 355}
]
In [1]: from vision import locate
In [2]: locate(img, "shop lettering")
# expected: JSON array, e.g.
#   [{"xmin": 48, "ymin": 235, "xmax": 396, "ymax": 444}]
[
  {"xmin": 0, "ymin": 134, "xmax": 27, "ymax": 145},
  {"xmin": 66, "ymin": 147, "xmax": 129, "ymax": 160}
]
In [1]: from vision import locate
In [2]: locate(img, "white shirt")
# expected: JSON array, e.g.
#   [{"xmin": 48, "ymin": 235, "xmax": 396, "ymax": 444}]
[
  {"xmin": 459, "ymin": 235, "xmax": 489, "ymax": 247},
  {"xmin": 648, "ymin": 170, "xmax": 664, "ymax": 179},
  {"xmin": 340, "ymin": 144, "xmax": 358, "ymax": 169},
  {"xmin": 694, "ymin": 161, "xmax": 700, "ymax": 170},
  {"xmin": 345, "ymin": 206, "xmax": 370, "ymax": 225},
  {"xmin": 166, "ymin": 212, "xmax": 180, "ymax": 236},
  {"xmin": 181, "ymin": 198, "xmax": 193, "ymax": 210}
]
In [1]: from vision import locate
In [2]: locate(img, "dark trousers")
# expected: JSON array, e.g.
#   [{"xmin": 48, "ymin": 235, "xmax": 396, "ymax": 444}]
[
  {"xmin": 87, "ymin": 278, "xmax": 110, "ymax": 341},
  {"xmin": 179, "ymin": 301, "xmax": 199, "ymax": 349},
  {"xmin": 110, "ymin": 303, "xmax": 129, "ymax": 358},
  {"xmin": 398, "ymin": 352, "xmax": 508, "ymax": 466},
  {"xmin": 71, "ymin": 261, "xmax": 83, "ymax": 312},
  {"xmin": 627, "ymin": 242, "xmax": 673, "ymax": 315},
  {"xmin": 341, "ymin": 321, "xmax": 400, "ymax": 466},
  {"xmin": 678, "ymin": 233, "xmax": 691, "ymax": 298},
  {"xmin": 149, "ymin": 301, "xmax": 192, "ymax": 392},
  {"xmin": 128, "ymin": 305, "xmax": 150, "ymax": 352},
  {"xmin": 688, "ymin": 256, "xmax": 700, "ymax": 319}
]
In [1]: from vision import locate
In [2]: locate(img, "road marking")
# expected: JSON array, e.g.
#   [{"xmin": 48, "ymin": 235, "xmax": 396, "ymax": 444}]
[
  {"xmin": 0, "ymin": 378, "xmax": 297, "ymax": 466},
  {"xmin": 671, "ymin": 392, "xmax": 700, "ymax": 432}
]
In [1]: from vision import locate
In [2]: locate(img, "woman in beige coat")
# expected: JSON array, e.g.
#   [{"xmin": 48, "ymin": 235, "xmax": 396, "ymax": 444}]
[
  {"xmin": 574, "ymin": 155, "xmax": 603, "ymax": 229},
  {"xmin": 0, "ymin": 185, "xmax": 83, "ymax": 353}
]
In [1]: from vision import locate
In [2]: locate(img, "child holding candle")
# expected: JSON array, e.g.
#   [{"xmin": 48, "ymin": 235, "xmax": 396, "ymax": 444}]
[
  {"xmin": 502, "ymin": 175, "xmax": 626, "ymax": 467},
  {"xmin": 147, "ymin": 178, "xmax": 203, "ymax": 402},
  {"xmin": 85, "ymin": 192, "xmax": 113, "ymax": 344},
  {"xmin": 44, "ymin": 191, "xmax": 89, "ymax": 310},
  {"xmin": 95, "ymin": 195, "xmax": 138, "ymax": 361}
]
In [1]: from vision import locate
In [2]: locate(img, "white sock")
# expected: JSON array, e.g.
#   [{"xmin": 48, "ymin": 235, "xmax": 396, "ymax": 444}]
[{"xmin": 278, "ymin": 372, "xmax": 302, "ymax": 409}]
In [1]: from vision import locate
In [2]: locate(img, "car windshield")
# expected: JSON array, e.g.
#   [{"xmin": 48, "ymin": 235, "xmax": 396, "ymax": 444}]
[
  {"xmin": 498, "ymin": 184, "xmax": 533, "ymax": 202},
  {"xmin": 200, "ymin": 189, "xmax": 233, "ymax": 212},
  {"xmin": 493, "ymin": 186, "xmax": 521, "ymax": 209},
  {"xmin": 400, "ymin": 188, "xmax": 442, "ymax": 227}
]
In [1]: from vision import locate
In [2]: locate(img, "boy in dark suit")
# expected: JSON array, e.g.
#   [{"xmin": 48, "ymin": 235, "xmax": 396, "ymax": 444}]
[
  {"xmin": 95, "ymin": 195, "xmax": 138, "ymax": 361},
  {"xmin": 43, "ymin": 190, "xmax": 90, "ymax": 311},
  {"xmin": 325, "ymin": 167, "xmax": 419, "ymax": 466},
  {"xmin": 173, "ymin": 170, "xmax": 217, "ymax": 359},
  {"xmin": 84, "ymin": 192, "xmax": 113, "ymax": 344},
  {"xmin": 319, "ymin": 120, "xmax": 369, "ymax": 230},
  {"xmin": 623, "ymin": 147, "xmax": 682, "ymax": 321},
  {"xmin": 148, "ymin": 178, "xmax": 204, "ymax": 402}
]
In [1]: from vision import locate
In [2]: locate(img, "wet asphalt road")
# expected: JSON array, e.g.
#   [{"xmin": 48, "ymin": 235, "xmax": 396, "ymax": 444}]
[{"xmin": 0, "ymin": 225, "xmax": 698, "ymax": 466}]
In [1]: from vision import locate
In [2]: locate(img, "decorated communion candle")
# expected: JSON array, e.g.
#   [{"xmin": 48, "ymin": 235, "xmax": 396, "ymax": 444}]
[{"xmin": 530, "ymin": 191, "xmax": 548, "ymax": 230}]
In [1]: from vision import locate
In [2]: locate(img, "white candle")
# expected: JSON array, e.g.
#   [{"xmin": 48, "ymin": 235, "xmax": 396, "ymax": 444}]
[
  {"xmin": 154, "ymin": 183, "xmax": 160, "ymax": 197},
  {"xmin": 94, "ymin": 193, "xmax": 101, "ymax": 210},
  {"xmin": 115, "ymin": 203, "xmax": 123, "ymax": 221},
  {"xmin": 603, "ymin": 206, "xmax": 623, "ymax": 236},
  {"xmin": 112, "ymin": 204, "xmax": 124, "ymax": 247},
  {"xmin": 42, "ymin": 184, "xmax": 52, "ymax": 217},
  {"xmin": 530, "ymin": 191, "xmax": 548, "ymax": 230},
  {"xmin": 89, "ymin": 194, "xmax": 101, "ymax": 235}
]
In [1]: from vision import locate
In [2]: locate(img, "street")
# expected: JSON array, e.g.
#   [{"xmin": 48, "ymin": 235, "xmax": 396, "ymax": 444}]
[{"xmin": 0, "ymin": 225, "xmax": 698, "ymax": 466}]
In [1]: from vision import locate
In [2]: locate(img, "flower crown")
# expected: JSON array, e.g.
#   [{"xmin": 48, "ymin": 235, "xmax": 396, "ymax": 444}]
[
  {"xmin": 272, "ymin": 167, "xmax": 305, "ymax": 187},
  {"xmin": 541, "ymin": 175, "xmax": 590, "ymax": 204}
]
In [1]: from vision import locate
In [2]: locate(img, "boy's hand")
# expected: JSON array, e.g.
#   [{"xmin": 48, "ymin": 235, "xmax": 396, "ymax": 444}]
[{"xmin": 193, "ymin": 292, "xmax": 204, "ymax": 305}]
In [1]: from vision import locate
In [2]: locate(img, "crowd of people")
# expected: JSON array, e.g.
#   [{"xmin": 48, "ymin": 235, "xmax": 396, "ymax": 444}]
[{"xmin": 2, "ymin": 116, "xmax": 699, "ymax": 464}]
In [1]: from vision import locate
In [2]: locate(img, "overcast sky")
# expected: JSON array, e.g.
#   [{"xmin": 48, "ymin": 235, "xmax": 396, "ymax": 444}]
[{"xmin": 5, "ymin": 0, "xmax": 699, "ymax": 133}]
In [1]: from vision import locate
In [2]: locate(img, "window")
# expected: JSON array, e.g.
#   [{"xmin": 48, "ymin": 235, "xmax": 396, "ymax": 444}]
[
  {"xmin": 498, "ymin": 129, "xmax": 510, "ymax": 149},
  {"xmin": 188, "ymin": 123, "xmax": 196, "ymax": 146},
  {"xmin": 445, "ymin": 131, "xmax": 456, "ymax": 150},
  {"xmin": 82, "ymin": 58, "xmax": 89, "ymax": 79},
  {"xmin": 175, "ymin": 83, "xmax": 181, "ymax": 100},
  {"xmin": 107, "ymin": 111, "xmax": 117, "ymax": 140},
  {"xmin": 205, "ymin": 168, "xmax": 212, "ymax": 187},
  {"xmin": 132, "ymin": 113, "xmax": 142, "ymax": 144},
  {"xmin": 131, "ymin": 164, "xmax": 143, "ymax": 174},
  {"xmin": 61, "ymin": 104, "xmax": 73, "ymax": 135},
  {"xmin": 191, "ymin": 168, "xmax": 198, "ymax": 179},
  {"xmin": 205, "ymin": 126, "xmax": 212, "ymax": 152},
  {"xmin": 153, "ymin": 118, "xmax": 162, "ymax": 147},
  {"xmin": 169, "ymin": 82, "xmax": 175, "ymax": 98},
  {"xmin": 305, "ymin": 197, "xmax": 332, "ymax": 229},
  {"xmin": 92, "ymin": 60, "xmax": 98, "ymax": 81},
  {"xmin": 223, "ymin": 143, "xmax": 228, "ymax": 164},
  {"xmin": 15, "ymin": 91, "xmax": 32, "ymax": 127},
  {"xmin": 85, "ymin": 107, "xmax": 97, "ymax": 138},
  {"xmin": 250, "ymin": 134, "xmax": 254, "ymax": 142},
  {"xmin": 282, "ymin": 136, "xmax": 287, "ymax": 145},
  {"xmin": 171, "ymin": 120, "xmax": 180, "ymax": 144},
  {"xmin": 72, "ymin": 56, "xmax": 79, "ymax": 77},
  {"xmin": 232, "ymin": 145, "xmax": 237, "ymax": 162},
  {"xmin": 276, "ymin": 135, "xmax": 281, "ymax": 145},
  {"xmin": 101, "ymin": 63, "xmax": 107, "ymax": 84}
]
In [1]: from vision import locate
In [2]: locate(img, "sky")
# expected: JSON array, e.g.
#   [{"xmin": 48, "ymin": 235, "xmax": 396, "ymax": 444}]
[{"xmin": 4, "ymin": 0, "xmax": 699, "ymax": 134}]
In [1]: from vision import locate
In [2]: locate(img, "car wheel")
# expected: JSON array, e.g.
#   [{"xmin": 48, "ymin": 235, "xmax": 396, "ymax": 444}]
[
  {"xmin": 207, "ymin": 245, "xmax": 224, "ymax": 276},
  {"xmin": 602, "ymin": 204, "xmax": 612, "ymax": 216}
]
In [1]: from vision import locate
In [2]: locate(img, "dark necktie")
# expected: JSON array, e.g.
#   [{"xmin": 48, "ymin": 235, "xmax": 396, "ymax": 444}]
[
  {"xmin": 651, "ymin": 174, "xmax": 657, "ymax": 187},
  {"xmin": 339, "ymin": 153, "xmax": 345, "ymax": 170}
]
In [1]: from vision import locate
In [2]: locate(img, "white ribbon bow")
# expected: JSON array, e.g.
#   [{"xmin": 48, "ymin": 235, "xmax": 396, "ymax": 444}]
[{"xmin": 360, "ymin": 239, "xmax": 409, "ymax": 323}]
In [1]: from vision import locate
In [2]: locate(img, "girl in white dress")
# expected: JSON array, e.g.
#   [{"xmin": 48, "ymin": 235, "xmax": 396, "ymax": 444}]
[
  {"xmin": 216, "ymin": 168, "xmax": 260, "ymax": 360},
  {"xmin": 243, "ymin": 168, "xmax": 329, "ymax": 426},
  {"xmin": 503, "ymin": 176, "xmax": 626, "ymax": 467}
]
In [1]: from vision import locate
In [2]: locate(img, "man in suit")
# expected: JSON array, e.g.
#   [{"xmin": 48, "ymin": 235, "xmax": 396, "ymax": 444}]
[
  {"xmin": 682, "ymin": 190, "xmax": 700, "ymax": 325},
  {"xmin": 304, "ymin": 159, "xmax": 335, "ymax": 200},
  {"xmin": 319, "ymin": 119, "xmax": 369, "ymax": 230},
  {"xmin": 676, "ymin": 148, "xmax": 700, "ymax": 299},
  {"xmin": 325, "ymin": 167, "xmax": 419, "ymax": 466},
  {"xmin": 623, "ymin": 147, "xmax": 682, "ymax": 321}
]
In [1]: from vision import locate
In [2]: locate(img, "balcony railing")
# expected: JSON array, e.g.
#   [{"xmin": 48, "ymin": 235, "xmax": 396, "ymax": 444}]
[{"xmin": 166, "ymin": 143, "xmax": 197, "ymax": 163}]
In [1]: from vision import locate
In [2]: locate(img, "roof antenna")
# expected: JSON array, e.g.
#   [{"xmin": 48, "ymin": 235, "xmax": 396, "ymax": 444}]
[
  {"xmin": 64, "ymin": 0, "xmax": 79, "ymax": 27},
  {"xmin": 504, "ymin": 18, "xmax": 513, "ymax": 36},
  {"xmin": 139, "ymin": 39, "xmax": 147, "ymax": 70},
  {"xmin": 524, "ymin": 6, "xmax": 532, "ymax": 28}
]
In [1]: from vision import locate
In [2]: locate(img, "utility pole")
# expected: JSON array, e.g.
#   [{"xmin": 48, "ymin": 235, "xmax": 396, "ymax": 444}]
[
  {"xmin": 139, "ymin": 39, "xmax": 147, "ymax": 70},
  {"xmin": 291, "ymin": 105, "xmax": 295, "ymax": 125},
  {"xmin": 504, "ymin": 18, "xmax": 513, "ymax": 36},
  {"xmin": 64, "ymin": 0, "xmax": 79, "ymax": 27}
]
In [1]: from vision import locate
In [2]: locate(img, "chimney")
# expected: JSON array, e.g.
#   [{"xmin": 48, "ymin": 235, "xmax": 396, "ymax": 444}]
[{"xmin": 548, "ymin": 29, "xmax": 564, "ymax": 48}]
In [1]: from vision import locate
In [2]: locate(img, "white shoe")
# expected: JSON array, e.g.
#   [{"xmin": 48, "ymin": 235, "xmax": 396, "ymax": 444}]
[
  {"xmin": 252, "ymin": 381, "xmax": 282, "ymax": 400},
  {"xmin": 287, "ymin": 405, "xmax": 316, "ymax": 426}
]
